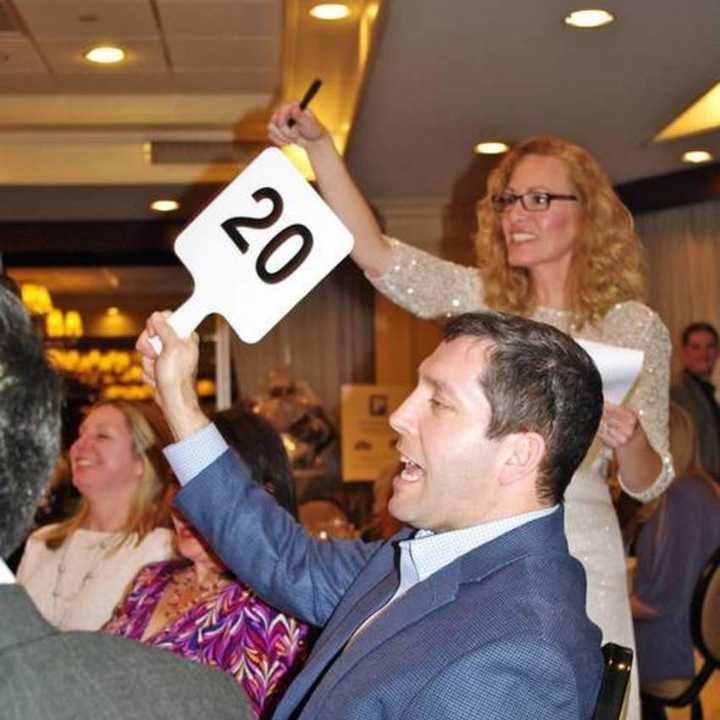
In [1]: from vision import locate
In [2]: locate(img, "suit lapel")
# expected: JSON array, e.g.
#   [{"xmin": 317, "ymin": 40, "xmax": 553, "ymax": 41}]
[
  {"xmin": 276, "ymin": 546, "xmax": 402, "ymax": 717},
  {"xmin": 284, "ymin": 560, "xmax": 463, "ymax": 720},
  {"xmin": 311, "ymin": 527, "xmax": 413, "ymax": 653},
  {"xmin": 340, "ymin": 557, "xmax": 461, "ymax": 662}
]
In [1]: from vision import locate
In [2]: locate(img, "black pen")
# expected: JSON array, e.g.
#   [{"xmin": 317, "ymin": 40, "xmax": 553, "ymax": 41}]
[{"xmin": 288, "ymin": 79, "xmax": 322, "ymax": 127}]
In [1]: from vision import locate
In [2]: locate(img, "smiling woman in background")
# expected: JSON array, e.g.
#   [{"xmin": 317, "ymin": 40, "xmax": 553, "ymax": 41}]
[
  {"xmin": 268, "ymin": 104, "xmax": 675, "ymax": 720},
  {"xmin": 17, "ymin": 399, "xmax": 175, "ymax": 630},
  {"xmin": 103, "ymin": 408, "xmax": 310, "ymax": 719}
]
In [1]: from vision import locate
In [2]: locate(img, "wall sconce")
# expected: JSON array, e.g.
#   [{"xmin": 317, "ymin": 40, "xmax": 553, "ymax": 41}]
[
  {"xmin": 21, "ymin": 283, "xmax": 53, "ymax": 316},
  {"xmin": 45, "ymin": 308, "xmax": 65, "ymax": 337},
  {"xmin": 64, "ymin": 310, "xmax": 84, "ymax": 337}
]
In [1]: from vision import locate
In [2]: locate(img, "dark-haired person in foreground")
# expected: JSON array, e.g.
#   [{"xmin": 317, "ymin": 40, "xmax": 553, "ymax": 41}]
[
  {"xmin": 0, "ymin": 285, "xmax": 251, "ymax": 720},
  {"xmin": 138, "ymin": 310, "xmax": 605, "ymax": 720}
]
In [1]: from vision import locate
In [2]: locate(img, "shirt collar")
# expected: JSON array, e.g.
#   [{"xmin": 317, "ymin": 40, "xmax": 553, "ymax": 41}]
[
  {"xmin": 687, "ymin": 369, "xmax": 716, "ymax": 393},
  {"xmin": 0, "ymin": 557, "xmax": 16, "ymax": 585},
  {"xmin": 400, "ymin": 505, "xmax": 558, "ymax": 584}
]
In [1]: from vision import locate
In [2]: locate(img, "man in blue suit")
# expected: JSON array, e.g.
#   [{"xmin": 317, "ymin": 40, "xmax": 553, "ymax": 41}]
[{"xmin": 138, "ymin": 310, "xmax": 604, "ymax": 720}]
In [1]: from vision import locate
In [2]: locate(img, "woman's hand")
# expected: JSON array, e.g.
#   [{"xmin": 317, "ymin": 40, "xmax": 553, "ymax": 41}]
[
  {"xmin": 597, "ymin": 401, "xmax": 639, "ymax": 449},
  {"xmin": 267, "ymin": 102, "xmax": 329, "ymax": 149},
  {"xmin": 599, "ymin": 401, "xmax": 663, "ymax": 494},
  {"xmin": 267, "ymin": 101, "xmax": 393, "ymax": 277}
]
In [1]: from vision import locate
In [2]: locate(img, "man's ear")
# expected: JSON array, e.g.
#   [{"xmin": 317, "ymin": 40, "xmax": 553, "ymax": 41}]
[{"xmin": 500, "ymin": 432, "xmax": 546, "ymax": 485}]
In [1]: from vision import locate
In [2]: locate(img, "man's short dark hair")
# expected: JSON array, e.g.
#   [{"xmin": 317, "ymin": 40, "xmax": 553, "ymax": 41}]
[
  {"xmin": 0, "ymin": 287, "xmax": 62, "ymax": 557},
  {"xmin": 443, "ymin": 312, "xmax": 603, "ymax": 504},
  {"xmin": 681, "ymin": 322, "xmax": 718, "ymax": 347}
]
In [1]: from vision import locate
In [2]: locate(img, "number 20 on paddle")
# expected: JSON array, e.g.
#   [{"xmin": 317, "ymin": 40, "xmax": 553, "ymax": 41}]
[{"xmin": 150, "ymin": 148, "xmax": 354, "ymax": 349}]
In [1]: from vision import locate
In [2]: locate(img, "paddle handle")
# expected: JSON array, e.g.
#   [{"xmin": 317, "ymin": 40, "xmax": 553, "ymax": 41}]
[{"xmin": 148, "ymin": 294, "xmax": 210, "ymax": 354}]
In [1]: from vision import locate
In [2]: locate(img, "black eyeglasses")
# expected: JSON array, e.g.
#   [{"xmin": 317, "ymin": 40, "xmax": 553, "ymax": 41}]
[{"xmin": 491, "ymin": 191, "xmax": 579, "ymax": 213}]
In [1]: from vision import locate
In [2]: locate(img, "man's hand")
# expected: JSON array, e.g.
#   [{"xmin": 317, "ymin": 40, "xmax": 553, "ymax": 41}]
[
  {"xmin": 268, "ymin": 102, "xmax": 329, "ymax": 149},
  {"xmin": 136, "ymin": 311, "xmax": 209, "ymax": 442}
]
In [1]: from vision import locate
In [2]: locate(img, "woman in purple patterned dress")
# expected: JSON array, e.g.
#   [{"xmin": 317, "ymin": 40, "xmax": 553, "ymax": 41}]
[{"xmin": 104, "ymin": 409, "xmax": 311, "ymax": 718}]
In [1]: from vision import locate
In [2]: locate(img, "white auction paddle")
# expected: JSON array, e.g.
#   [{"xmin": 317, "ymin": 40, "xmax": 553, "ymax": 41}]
[{"xmin": 149, "ymin": 147, "xmax": 354, "ymax": 351}]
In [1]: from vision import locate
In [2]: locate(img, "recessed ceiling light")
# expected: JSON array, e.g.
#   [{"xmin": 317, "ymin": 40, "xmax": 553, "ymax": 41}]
[
  {"xmin": 150, "ymin": 199, "xmax": 180, "ymax": 212},
  {"xmin": 309, "ymin": 4, "xmax": 351, "ymax": 20},
  {"xmin": 84, "ymin": 46, "xmax": 125, "ymax": 64},
  {"xmin": 681, "ymin": 150, "xmax": 714, "ymax": 164},
  {"xmin": 474, "ymin": 141, "xmax": 509, "ymax": 155},
  {"xmin": 564, "ymin": 9, "xmax": 615, "ymax": 28},
  {"xmin": 106, "ymin": 307, "xmax": 119, "ymax": 317}
]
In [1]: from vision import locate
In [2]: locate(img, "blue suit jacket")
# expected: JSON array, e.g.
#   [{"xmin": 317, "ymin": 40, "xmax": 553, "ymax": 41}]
[{"xmin": 177, "ymin": 449, "xmax": 603, "ymax": 720}]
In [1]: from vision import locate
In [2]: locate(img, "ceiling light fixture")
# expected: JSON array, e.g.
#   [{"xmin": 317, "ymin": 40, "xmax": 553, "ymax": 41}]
[
  {"xmin": 564, "ymin": 9, "xmax": 615, "ymax": 28},
  {"xmin": 309, "ymin": 4, "xmax": 351, "ymax": 20},
  {"xmin": 681, "ymin": 150, "xmax": 714, "ymax": 164},
  {"xmin": 84, "ymin": 46, "xmax": 125, "ymax": 64},
  {"xmin": 474, "ymin": 141, "xmax": 509, "ymax": 155},
  {"xmin": 150, "ymin": 199, "xmax": 180, "ymax": 212}
]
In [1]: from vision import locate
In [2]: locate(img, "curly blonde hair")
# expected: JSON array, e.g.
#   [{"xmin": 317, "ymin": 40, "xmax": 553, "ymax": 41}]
[
  {"xmin": 39, "ymin": 400, "xmax": 172, "ymax": 552},
  {"xmin": 475, "ymin": 135, "xmax": 646, "ymax": 329}
]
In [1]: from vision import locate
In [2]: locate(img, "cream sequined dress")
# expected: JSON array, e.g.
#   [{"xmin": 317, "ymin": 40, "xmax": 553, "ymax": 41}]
[{"xmin": 370, "ymin": 239, "xmax": 674, "ymax": 720}]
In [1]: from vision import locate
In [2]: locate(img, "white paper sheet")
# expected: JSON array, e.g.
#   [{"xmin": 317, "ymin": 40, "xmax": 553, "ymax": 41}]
[{"xmin": 576, "ymin": 338, "xmax": 644, "ymax": 405}]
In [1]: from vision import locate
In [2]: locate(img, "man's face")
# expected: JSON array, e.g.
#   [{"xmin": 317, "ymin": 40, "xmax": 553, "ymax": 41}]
[
  {"xmin": 682, "ymin": 330, "xmax": 719, "ymax": 378},
  {"xmin": 388, "ymin": 337, "xmax": 509, "ymax": 532}
]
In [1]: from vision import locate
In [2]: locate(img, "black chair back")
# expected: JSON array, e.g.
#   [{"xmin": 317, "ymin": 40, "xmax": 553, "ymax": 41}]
[
  {"xmin": 593, "ymin": 642, "xmax": 633, "ymax": 720},
  {"xmin": 641, "ymin": 543, "xmax": 720, "ymax": 719},
  {"xmin": 692, "ymin": 544, "xmax": 720, "ymax": 667}
]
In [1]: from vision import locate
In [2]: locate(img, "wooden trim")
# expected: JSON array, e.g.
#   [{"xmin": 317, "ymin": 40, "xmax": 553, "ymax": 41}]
[
  {"xmin": 0, "ymin": 220, "xmax": 182, "ymax": 266},
  {"xmin": 616, "ymin": 162, "xmax": 720, "ymax": 216}
]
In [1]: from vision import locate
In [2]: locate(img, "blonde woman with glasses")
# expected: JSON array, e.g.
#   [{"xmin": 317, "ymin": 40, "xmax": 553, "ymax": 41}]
[{"xmin": 269, "ymin": 105, "xmax": 675, "ymax": 720}]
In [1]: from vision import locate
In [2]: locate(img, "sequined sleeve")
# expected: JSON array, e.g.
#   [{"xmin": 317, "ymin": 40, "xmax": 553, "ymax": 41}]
[
  {"xmin": 367, "ymin": 237, "xmax": 486, "ymax": 319},
  {"xmin": 604, "ymin": 302, "xmax": 674, "ymax": 502}
]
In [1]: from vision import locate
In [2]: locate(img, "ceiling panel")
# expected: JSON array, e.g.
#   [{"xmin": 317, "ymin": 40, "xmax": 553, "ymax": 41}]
[
  {"xmin": 0, "ymin": 69, "xmax": 276, "ymax": 92},
  {"xmin": 157, "ymin": 0, "xmax": 281, "ymax": 37},
  {"xmin": 0, "ymin": 93, "xmax": 269, "ymax": 125},
  {"xmin": 13, "ymin": 0, "xmax": 158, "ymax": 38},
  {"xmin": 0, "ymin": 0, "xmax": 382, "ymax": 198},
  {"xmin": 163, "ymin": 67, "xmax": 278, "ymax": 93},
  {"xmin": 348, "ymin": 0, "xmax": 720, "ymax": 199},
  {"xmin": 167, "ymin": 35, "xmax": 279, "ymax": 70},
  {"xmin": 0, "ymin": 34, "xmax": 46, "ymax": 72}
]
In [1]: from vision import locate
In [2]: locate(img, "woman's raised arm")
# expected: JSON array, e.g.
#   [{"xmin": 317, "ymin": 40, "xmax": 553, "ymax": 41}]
[{"xmin": 268, "ymin": 102, "xmax": 394, "ymax": 277}]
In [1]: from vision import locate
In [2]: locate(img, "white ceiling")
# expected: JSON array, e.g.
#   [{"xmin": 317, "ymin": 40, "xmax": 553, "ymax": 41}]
[
  {"xmin": 0, "ymin": 0, "xmax": 283, "ymax": 193},
  {"xmin": 2, "ymin": 0, "xmax": 720, "ymax": 299},
  {"xmin": 0, "ymin": 0, "xmax": 379, "ymax": 216},
  {"xmin": 0, "ymin": 0, "xmax": 281, "ymax": 92},
  {"xmin": 1, "ymin": 0, "xmax": 718, "ymax": 210},
  {"xmin": 348, "ymin": 0, "xmax": 720, "ymax": 201}
]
